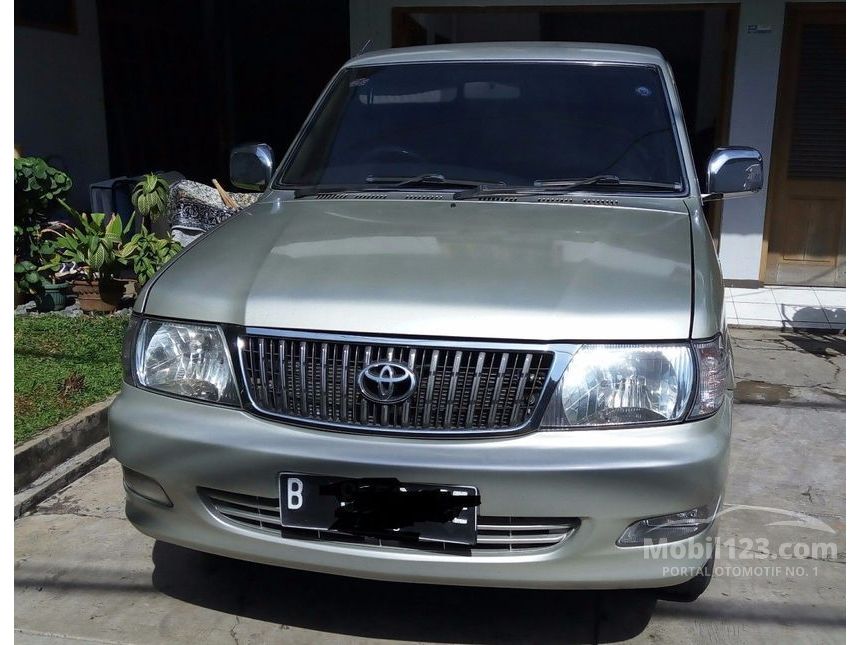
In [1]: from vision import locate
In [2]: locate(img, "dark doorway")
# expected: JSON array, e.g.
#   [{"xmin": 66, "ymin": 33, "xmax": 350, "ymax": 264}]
[
  {"xmin": 96, "ymin": 0, "xmax": 350, "ymax": 186},
  {"xmin": 392, "ymin": 4, "xmax": 738, "ymax": 242}
]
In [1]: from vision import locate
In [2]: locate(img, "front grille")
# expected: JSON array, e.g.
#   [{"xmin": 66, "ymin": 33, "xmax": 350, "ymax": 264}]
[
  {"xmin": 239, "ymin": 333, "xmax": 553, "ymax": 434},
  {"xmin": 202, "ymin": 488, "xmax": 578, "ymax": 554}
]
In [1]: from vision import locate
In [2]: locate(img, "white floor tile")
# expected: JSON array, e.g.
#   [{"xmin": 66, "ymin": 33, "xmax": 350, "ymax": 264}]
[
  {"xmin": 732, "ymin": 318, "xmax": 783, "ymax": 328},
  {"xmin": 724, "ymin": 301, "xmax": 738, "ymax": 320},
  {"xmin": 770, "ymin": 288, "xmax": 821, "ymax": 306},
  {"xmin": 778, "ymin": 304, "xmax": 828, "ymax": 323},
  {"xmin": 723, "ymin": 285, "xmax": 844, "ymax": 331},
  {"xmin": 730, "ymin": 288, "xmax": 776, "ymax": 304},
  {"xmin": 734, "ymin": 301, "xmax": 782, "ymax": 321},
  {"xmin": 814, "ymin": 289, "xmax": 846, "ymax": 308}
]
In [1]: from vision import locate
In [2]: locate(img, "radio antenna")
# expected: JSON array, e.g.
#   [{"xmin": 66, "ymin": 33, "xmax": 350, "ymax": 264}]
[{"xmin": 359, "ymin": 39, "xmax": 373, "ymax": 55}]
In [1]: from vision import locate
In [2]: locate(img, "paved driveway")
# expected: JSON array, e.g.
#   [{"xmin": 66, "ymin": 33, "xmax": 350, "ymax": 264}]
[{"xmin": 14, "ymin": 329, "xmax": 845, "ymax": 644}]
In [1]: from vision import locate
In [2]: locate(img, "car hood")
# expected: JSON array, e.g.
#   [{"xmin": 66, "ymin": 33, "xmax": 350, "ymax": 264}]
[{"xmin": 142, "ymin": 197, "xmax": 693, "ymax": 341}]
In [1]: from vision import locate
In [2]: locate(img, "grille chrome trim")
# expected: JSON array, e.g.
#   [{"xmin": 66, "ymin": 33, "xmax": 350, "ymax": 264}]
[
  {"xmin": 201, "ymin": 488, "xmax": 579, "ymax": 554},
  {"xmin": 234, "ymin": 328, "xmax": 566, "ymax": 437},
  {"xmin": 475, "ymin": 533, "xmax": 565, "ymax": 545},
  {"xmin": 299, "ymin": 341, "xmax": 308, "ymax": 415}
]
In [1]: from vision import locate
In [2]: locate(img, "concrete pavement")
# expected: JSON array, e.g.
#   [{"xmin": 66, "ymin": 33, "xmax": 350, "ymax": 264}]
[{"xmin": 14, "ymin": 329, "xmax": 845, "ymax": 644}]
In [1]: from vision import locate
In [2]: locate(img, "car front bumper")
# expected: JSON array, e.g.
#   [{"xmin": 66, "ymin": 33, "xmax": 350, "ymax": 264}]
[{"xmin": 109, "ymin": 384, "xmax": 731, "ymax": 590}]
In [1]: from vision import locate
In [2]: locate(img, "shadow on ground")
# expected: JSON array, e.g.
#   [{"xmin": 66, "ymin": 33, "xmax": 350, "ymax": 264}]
[
  {"xmin": 779, "ymin": 330, "xmax": 845, "ymax": 356},
  {"xmin": 152, "ymin": 541, "xmax": 658, "ymax": 644}
]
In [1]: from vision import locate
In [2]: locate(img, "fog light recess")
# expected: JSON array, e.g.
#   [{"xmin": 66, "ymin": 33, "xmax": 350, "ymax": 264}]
[
  {"xmin": 616, "ymin": 500, "xmax": 719, "ymax": 547},
  {"xmin": 122, "ymin": 467, "xmax": 173, "ymax": 507}
]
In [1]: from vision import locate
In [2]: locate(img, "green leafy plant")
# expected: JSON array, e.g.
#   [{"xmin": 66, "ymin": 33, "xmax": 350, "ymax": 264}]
[
  {"xmin": 14, "ymin": 157, "xmax": 73, "ymax": 223},
  {"xmin": 14, "ymin": 157, "xmax": 72, "ymax": 294},
  {"xmin": 118, "ymin": 226, "xmax": 182, "ymax": 285},
  {"xmin": 13, "ymin": 260, "xmax": 43, "ymax": 293},
  {"xmin": 14, "ymin": 225, "xmax": 59, "ymax": 294},
  {"xmin": 131, "ymin": 173, "xmax": 170, "ymax": 229},
  {"xmin": 44, "ymin": 212, "xmax": 133, "ymax": 282}
]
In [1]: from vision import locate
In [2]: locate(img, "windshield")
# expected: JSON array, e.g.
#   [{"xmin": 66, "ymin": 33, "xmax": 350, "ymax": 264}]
[{"xmin": 277, "ymin": 62, "xmax": 685, "ymax": 192}]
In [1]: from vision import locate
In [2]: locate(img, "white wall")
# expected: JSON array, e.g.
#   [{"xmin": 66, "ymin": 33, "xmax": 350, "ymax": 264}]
[
  {"xmin": 14, "ymin": 0, "xmax": 110, "ymax": 210},
  {"xmin": 716, "ymin": 0, "xmax": 785, "ymax": 281}
]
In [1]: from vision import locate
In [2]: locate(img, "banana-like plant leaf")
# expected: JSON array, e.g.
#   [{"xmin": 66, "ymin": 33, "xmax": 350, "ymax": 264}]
[
  {"xmin": 90, "ymin": 242, "xmax": 106, "ymax": 269},
  {"xmin": 104, "ymin": 213, "xmax": 123, "ymax": 243}
]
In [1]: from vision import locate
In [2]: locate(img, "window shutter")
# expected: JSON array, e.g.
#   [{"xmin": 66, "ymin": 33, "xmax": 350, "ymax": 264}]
[{"xmin": 787, "ymin": 23, "xmax": 845, "ymax": 180}]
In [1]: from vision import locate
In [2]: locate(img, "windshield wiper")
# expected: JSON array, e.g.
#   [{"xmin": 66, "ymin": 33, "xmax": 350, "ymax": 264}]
[
  {"xmin": 297, "ymin": 174, "xmax": 679, "ymax": 200},
  {"xmin": 366, "ymin": 173, "xmax": 505, "ymax": 189},
  {"xmin": 292, "ymin": 175, "xmax": 505, "ymax": 198},
  {"xmin": 455, "ymin": 175, "xmax": 682, "ymax": 200},
  {"xmin": 533, "ymin": 175, "xmax": 682, "ymax": 191}
]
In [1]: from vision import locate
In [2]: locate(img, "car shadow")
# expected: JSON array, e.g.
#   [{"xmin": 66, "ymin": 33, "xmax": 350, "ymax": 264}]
[{"xmin": 151, "ymin": 541, "xmax": 658, "ymax": 644}]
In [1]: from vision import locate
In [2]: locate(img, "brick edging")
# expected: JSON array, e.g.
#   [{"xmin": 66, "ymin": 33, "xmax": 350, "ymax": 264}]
[{"xmin": 14, "ymin": 395, "xmax": 115, "ymax": 492}]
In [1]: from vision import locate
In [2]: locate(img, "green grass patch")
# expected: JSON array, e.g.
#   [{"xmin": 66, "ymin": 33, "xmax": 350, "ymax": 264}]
[{"xmin": 14, "ymin": 314, "xmax": 129, "ymax": 444}]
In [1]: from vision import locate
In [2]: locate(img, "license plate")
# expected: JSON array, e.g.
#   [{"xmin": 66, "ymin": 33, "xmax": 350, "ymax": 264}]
[{"xmin": 279, "ymin": 473, "xmax": 480, "ymax": 545}]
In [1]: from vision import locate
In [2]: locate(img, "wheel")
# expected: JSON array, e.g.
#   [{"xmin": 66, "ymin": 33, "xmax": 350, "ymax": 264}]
[{"xmin": 657, "ymin": 553, "xmax": 714, "ymax": 602}]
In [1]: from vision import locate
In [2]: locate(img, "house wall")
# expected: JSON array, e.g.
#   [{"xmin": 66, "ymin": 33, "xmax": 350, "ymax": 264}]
[
  {"xmin": 348, "ymin": 0, "xmax": 842, "ymax": 284},
  {"xmin": 14, "ymin": 0, "xmax": 109, "ymax": 210},
  {"xmin": 717, "ymin": 0, "xmax": 785, "ymax": 282}
]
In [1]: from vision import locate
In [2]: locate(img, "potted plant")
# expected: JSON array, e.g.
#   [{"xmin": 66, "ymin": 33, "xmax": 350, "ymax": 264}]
[
  {"xmin": 44, "ymin": 212, "xmax": 133, "ymax": 313},
  {"xmin": 131, "ymin": 173, "xmax": 170, "ymax": 231},
  {"xmin": 13, "ymin": 260, "xmax": 68, "ymax": 311},
  {"xmin": 13, "ymin": 157, "xmax": 72, "ymax": 307},
  {"xmin": 13, "ymin": 227, "xmax": 68, "ymax": 312},
  {"xmin": 33, "ymin": 278, "xmax": 69, "ymax": 312},
  {"xmin": 118, "ymin": 225, "xmax": 182, "ymax": 287}
]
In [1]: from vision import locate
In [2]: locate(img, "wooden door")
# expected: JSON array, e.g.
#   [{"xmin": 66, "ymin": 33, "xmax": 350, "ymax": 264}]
[{"xmin": 764, "ymin": 3, "xmax": 845, "ymax": 286}]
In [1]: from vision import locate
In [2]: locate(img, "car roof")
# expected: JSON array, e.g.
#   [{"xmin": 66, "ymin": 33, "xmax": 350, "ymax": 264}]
[{"xmin": 345, "ymin": 42, "xmax": 666, "ymax": 67}]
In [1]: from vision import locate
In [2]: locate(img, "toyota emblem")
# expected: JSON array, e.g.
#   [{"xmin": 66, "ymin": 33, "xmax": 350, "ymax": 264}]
[{"xmin": 358, "ymin": 361, "xmax": 417, "ymax": 404}]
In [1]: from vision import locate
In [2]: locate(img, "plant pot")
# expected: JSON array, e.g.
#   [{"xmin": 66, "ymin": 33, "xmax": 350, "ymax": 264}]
[
  {"xmin": 33, "ymin": 282, "xmax": 69, "ymax": 312},
  {"xmin": 71, "ymin": 278, "xmax": 125, "ymax": 313}
]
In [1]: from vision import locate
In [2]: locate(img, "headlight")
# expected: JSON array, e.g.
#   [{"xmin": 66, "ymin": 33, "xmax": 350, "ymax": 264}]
[
  {"xmin": 540, "ymin": 344, "xmax": 695, "ymax": 428},
  {"xmin": 126, "ymin": 317, "xmax": 239, "ymax": 405},
  {"xmin": 540, "ymin": 335, "xmax": 729, "ymax": 429}
]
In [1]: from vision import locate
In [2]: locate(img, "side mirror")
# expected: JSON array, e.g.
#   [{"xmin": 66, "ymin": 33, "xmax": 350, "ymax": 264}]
[
  {"xmin": 703, "ymin": 146, "xmax": 763, "ymax": 201},
  {"xmin": 230, "ymin": 143, "xmax": 274, "ymax": 191}
]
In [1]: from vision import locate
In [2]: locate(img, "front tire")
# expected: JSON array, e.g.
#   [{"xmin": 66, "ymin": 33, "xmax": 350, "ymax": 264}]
[{"xmin": 657, "ymin": 554, "xmax": 714, "ymax": 602}]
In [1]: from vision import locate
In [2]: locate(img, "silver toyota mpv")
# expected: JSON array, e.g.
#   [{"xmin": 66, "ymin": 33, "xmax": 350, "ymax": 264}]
[{"xmin": 110, "ymin": 43, "xmax": 763, "ymax": 600}]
